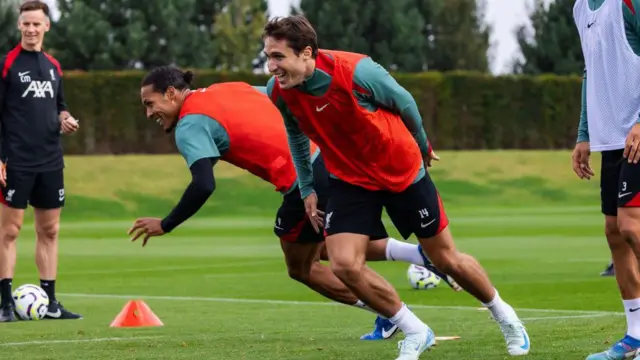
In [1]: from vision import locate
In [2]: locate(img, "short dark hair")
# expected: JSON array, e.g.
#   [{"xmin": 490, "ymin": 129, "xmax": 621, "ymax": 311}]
[
  {"xmin": 19, "ymin": 1, "xmax": 50, "ymax": 17},
  {"xmin": 141, "ymin": 66, "xmax": 194, "ymax": 94},
  {"xmin": 263, "ymin": 15, "xmax": 318, "ymax": 58}
]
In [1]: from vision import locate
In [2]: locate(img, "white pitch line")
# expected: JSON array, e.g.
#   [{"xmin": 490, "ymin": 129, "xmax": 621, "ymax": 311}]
[
  {"xmin": 58, "ymin": 292, "xmax": 624, "ymax": 316},
  {"xmin": 0, "ymin": 336, "xmax": 161, "ymax": 347},
  {"xmin": 62, "ymin": 260, "xmax": 275, "ymax": 276},
  {"xmin": 522, "ymin": 314, "xmax": 614, "ymax": 321}
]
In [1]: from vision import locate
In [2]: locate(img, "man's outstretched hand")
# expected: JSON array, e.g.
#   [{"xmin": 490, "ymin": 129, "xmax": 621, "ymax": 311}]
[{"xmin": 128, "ymin": 217, "xmax": 165, "ymax": 247}]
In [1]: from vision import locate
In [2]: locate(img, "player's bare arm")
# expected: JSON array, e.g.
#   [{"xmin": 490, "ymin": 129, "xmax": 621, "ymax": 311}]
[
  {"xmin": 572, "ymin": 68, "xmax": 594, "ymax": 179},
  {"xmin": 352, "ymin": 58, "xmax": 439, "ymax": 166}
]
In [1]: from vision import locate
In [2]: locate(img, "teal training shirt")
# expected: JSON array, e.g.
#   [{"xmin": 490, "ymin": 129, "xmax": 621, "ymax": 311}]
[
  {"xmin": 175, "ymin": 85, "xmax": 274, "ymax": 165},
  {"xmin": 175, "ymin": 86, "xmax": 315, "ymax": 195}
]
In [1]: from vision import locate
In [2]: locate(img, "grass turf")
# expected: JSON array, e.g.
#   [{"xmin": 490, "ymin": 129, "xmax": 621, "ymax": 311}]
[{"xmin": 0, "ymin": 151, "xmax": 620, "ymax": 360}]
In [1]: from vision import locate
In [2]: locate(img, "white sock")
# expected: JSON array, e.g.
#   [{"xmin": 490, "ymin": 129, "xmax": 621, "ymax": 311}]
[
  {"xmin": 385, "ymin": 238, "xmax": 426, "ymax": 265},
  {"xmin": 389, "ymin": 303, "xmax": 428, "ymax": 335},
  {"xmin": 353, "ymin": 300, "xmax": 384, "ymax": 317},
  {"xmin": 482, "ymin": 289, "xmax": 517, "ymax": 323},
  {"xmin": 623, "ymin": 298, "xmax": 640, "ymax": 339}
]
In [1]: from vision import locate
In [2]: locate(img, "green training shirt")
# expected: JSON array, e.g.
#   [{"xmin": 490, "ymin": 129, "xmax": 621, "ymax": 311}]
[
  {"xmin": 577, "ymin": 0, "xmax": 640, "ymax": 142},
  {"xmin": 266, "ymin": 55, "xmax": 430, "ymax": 199}
]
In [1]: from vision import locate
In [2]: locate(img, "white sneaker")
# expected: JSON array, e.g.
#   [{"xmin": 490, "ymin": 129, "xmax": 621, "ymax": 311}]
[
  {"xmin": 498, "ymin": 318, "xmax": 530, "ymax": 356},
  {"xmin": 395, "ymin": 327, "xmax": 436, "ymax": 360}
]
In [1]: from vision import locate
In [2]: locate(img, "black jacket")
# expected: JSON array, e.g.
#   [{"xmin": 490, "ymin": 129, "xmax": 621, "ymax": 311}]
[{"xmin": 0, "ymin": 44, "xmax": 67, "ymax": 172}]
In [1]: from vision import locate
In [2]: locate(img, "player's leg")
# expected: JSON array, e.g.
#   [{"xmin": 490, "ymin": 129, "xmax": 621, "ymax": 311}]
[
  {"xmin": 324, "ymin": 179, "xmax": 435, "ymax": 358},
  {"xmin": 275, "ymin": 186, "xmax": 380, "ymax": 309},
  {"xmin": 281, "ymin": 240, "xmax": 361, "ymax": 304},
  {"xmin": 30, "ymin": 170, "xmax": 81, "ymax": 320},
  {"xmin": 0, "ymin": 168, "xmax": 34, "ymax": 322},
  {"xmin": 586, "ymin": 150, "xmax": 640, "ymax": 360},
  {"xmin": 319, "ymin": 238, "xmax": 461, "ymax": 291},
  {"xmin": 386, "ymin": 173, "xmax": 528, "ymax": 356}
]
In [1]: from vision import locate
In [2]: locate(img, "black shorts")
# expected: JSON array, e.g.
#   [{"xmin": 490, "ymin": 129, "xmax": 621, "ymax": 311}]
[
  {"xmin": 601, "ymin": 149, "xmax": 640, "ymax": 216},
  {"xmin": 274, "ymin": 154, "xmax": 333, "ymax": 243},
  {"xmin": 324, "ymin": 171, "xmax": 448, "ymax": 240},
  {"xmin": 0, "ymin": 168, "xmax": 65, "ymax": 210}
]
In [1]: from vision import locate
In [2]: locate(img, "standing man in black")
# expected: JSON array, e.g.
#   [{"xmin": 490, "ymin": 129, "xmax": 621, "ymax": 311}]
[{"xmin": 0, "ymin": 0, "xmax": 81, "ymax": 321}]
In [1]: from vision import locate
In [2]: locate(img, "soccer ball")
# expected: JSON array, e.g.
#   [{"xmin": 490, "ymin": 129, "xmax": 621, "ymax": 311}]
[
  {"xmin": 12, "ymin": 284, "xmax": 49, "ymax": 320},
  {"xmin": 407, "ymin": 264, "xmax": 441, "ymax": 290}
]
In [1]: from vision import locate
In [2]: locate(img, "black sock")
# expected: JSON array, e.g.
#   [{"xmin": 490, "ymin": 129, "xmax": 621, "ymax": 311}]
[
  {"xmin": 40, "ymin": 279, "xmax": 56, "ymax": 302},
  {"xmin": 0, "ymin": 278, "xmax": 12, "ymax": 308}
]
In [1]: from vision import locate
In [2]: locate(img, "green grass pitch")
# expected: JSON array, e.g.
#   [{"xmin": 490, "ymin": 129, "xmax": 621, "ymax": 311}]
[{"xmin": 0, "ymin": 151, "xmax": 623, "ymax": 359}]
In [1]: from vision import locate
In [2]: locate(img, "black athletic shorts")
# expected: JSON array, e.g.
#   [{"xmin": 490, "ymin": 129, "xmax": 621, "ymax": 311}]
[
  {"xmin": 324, "ymin": 171, "xmax": 448, "ymax": 240},
  {"xmin": 601, "ymin": 149, "xmax": 640, "ymax": 216},
  {"xmin": 274, "ymin": 154, "xmax": 333, "ymax": 243},
  {"xmin": 0, "ymin": 168, "xmax": 65, "ymax": 210}
]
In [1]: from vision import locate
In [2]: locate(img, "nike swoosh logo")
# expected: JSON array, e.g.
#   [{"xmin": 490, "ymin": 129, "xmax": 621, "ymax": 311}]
[
  {"xmin": 381, "ymin": 325, "xmax": 398, "ymax": 339},
  {"xmin": 47, "ymin": 309, "xmax": 62, "ymax": 318},
  {"xmin": 421, "ymin": 219, "xmax": 436, "ymax": 228},
  {"xmin": 630, "ymin": 307, "xmax": 640, "ymax": 312},
  {"xmin": 619, "ymin": 192, "xmax": 633, "ymax": 198},
  {"xmin": 18, "ymin": 71, "xmax": 29, "ymax": 77},
  {"xmin": 316, "ymin": 103, "xmax": 330, "ymax": 112},
  {"xmin": 520, "ymin": 331, "xmax": 530, "ymax": 350}
]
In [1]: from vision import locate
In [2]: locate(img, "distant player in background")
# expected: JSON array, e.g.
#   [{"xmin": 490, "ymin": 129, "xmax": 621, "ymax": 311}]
[
  {"xmin": 0, "ymin": 0, "xmax": 81, "ymax": 322},
  {"xmin": 572, "ymin": 0, "xmax": 640, "ymax": 359},
  {"xmin": 262, "ymin": 15, "xmax": 530, "ymax": 359},
  {"xmin": 129, "ymin": 66, "xmax": 461, "ymax": 341}
]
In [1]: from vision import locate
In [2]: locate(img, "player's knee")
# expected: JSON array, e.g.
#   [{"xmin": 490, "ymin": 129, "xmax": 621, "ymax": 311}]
[
  {"xmin": 36, "ymin": 222, "xmax": 59, "ymax": 242},
  {"xmin": 0, "ymin": 223, "xmax": 21, "ymax": 243},
  {"xmin": 330, "ymin": 258, "xmax": 363, "ymax": 284},
  {"xmin": 619, "ymin": 217, "xmax": 640, "ymax": 246},
  {"xmin": 605, "ymin": 217, "xmax": 621, "ymax": 239}
]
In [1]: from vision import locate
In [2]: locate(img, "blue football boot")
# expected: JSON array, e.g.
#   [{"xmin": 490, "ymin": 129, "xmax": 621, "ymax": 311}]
[
  {"xmin": 360, "ymin": 316, "xmax": 400, "ymax": 341},
  {"xmin": 586, "ymin": 335, "xmax": 640, "ymax": 360}
]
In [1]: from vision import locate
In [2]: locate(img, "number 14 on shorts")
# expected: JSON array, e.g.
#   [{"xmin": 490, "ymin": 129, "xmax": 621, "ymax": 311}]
[{"xmin": 419, "ymin": 208, "xmax": 435, "ymax": 228}]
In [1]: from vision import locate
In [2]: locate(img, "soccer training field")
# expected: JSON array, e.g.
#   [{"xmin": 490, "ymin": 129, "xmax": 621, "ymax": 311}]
[{"xmin": 0, "ymin": 151, "xmax": 620, "ymax": 359}]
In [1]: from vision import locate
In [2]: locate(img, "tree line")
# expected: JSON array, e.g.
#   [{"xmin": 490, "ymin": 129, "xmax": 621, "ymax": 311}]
[{"xmin": 0, "ymin": 0, "xmax": 581, "ymax": 75}]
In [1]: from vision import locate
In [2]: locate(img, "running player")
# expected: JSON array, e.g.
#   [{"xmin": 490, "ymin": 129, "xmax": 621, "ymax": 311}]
[
  {"xmin": 128, "ymin": 65, "xmax": 460, "ymax": 341},
  {"xmin": 572, "ymin": 0, "xmax": 640, "ymax": 359},
  {"xmin": 262, "ymin": 15, "xmax": 530, "ymax": 359}
]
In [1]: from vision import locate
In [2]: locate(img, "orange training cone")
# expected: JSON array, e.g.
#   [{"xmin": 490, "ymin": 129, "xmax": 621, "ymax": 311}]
[{"xmin": 109, "ymin": 300, "xmax": 164, "ymax": 328}]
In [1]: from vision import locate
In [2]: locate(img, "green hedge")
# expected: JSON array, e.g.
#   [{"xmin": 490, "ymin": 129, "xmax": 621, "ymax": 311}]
[{"xmin": 59, "ymin": 70, "xmax": 583, "ymax": 154}]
